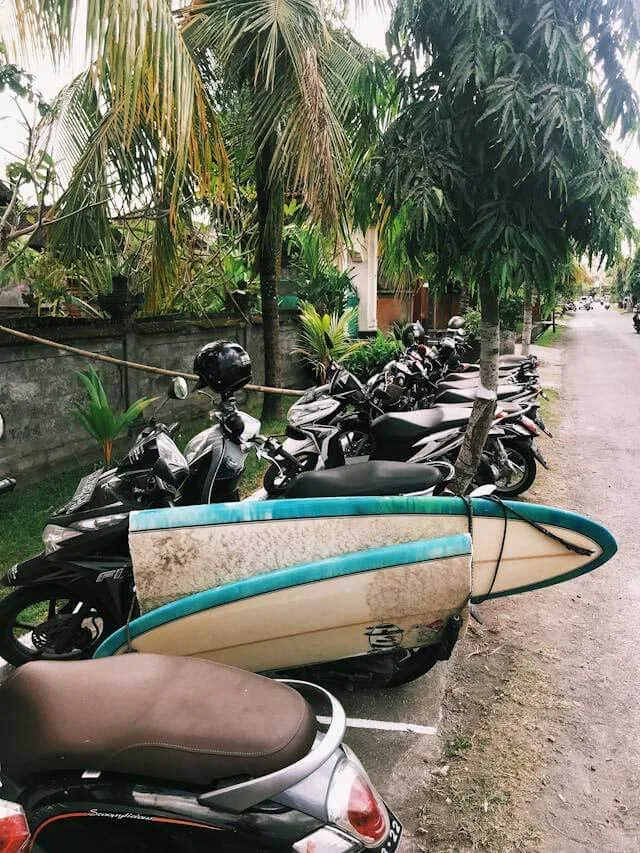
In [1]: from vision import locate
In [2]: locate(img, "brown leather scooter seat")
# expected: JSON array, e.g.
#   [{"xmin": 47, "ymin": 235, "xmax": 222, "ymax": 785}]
[{"xmin": 0, "ymin": 654, "xmax": 316, "ymax": 786}]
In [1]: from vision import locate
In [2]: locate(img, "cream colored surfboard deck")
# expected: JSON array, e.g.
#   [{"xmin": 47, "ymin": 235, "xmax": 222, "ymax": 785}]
[
  {"xmin": 129, "ymin": 505, "xmax": 606, "ymax": 613},
  {"xmin": 94, "ymin": 496, "xmax": 616, "ymax": 667},
  {"xmin": 113, "ymin": 550, "xmax": 472, "ymax": 670}
]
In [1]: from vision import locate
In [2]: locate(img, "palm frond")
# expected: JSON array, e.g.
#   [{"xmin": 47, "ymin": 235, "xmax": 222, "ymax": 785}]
[
  {"xmin": 3, "ymin": 0, "xmax": 229, "ymax": 223},
  {"xmin": 73, "ymin": 368, "xmax": 156, "ymax": 463},
  {"xmin": 293, "ymin": 300, "xmax": 363, "ymax": 378},
  {"xmin": 183, "ymin": 0, "xmax": 364, "ymax": 227}
]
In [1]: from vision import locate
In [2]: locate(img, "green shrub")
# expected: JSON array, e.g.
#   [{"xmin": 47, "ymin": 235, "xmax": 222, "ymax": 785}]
[
  {"xmin": 344, "ymin": 331, "xmax": 403, "ymax": 380},
  {"xmin": 463, "ymin": 308, "xmax": 481, "ymax": 338},
  {"xmin": 73, "ymin": 368, "xmax": 157, "ymax": 465},
  {"xmin": 287, "ymin": 227, "xmax": 356, "ymax": 315},
  {"xmin": 293, "ymin": 302, "xmax": 363, "ymax": 379},
  {"xmin": 499, "ymin": 293, "xmax": 524, "ymax": 332}
]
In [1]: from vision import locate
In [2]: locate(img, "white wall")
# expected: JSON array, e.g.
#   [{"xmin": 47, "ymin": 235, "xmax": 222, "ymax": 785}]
[{"xmin": 339, "ymin": 228, "xmax": 378, "ymax": 334}]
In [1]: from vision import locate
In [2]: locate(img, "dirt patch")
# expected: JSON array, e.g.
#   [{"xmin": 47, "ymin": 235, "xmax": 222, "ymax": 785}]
[{"xmin": 412, "ymin": 621, "xmax": 567, "ymax": 853}]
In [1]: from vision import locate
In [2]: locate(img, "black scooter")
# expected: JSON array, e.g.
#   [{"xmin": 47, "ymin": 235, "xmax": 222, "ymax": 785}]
[{"xmin": 0, "ymin": 389, "xmax": 456, "ymax": 686}]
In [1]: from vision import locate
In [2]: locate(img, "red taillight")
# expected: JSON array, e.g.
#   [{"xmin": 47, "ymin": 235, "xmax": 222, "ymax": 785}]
[
  {"xmin": 520, "ymin": 416, "xmax": 539, "ymax": 434},
  {"xmin": 327, "ymin": 756, "xmax": 390, "ymax": 847},
  {"xmin": 347, "ymin": 775, "xmax": 387, "ymax": 843},
  {"xmin": 0, "ymin": 801, "xmax": 30, "ymax": 853}
]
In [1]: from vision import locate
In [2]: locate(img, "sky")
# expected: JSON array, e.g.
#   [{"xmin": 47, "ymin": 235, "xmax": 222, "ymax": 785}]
[{"xmin": 1, "ymin": 6, "xmax": 639, "ymax": 226}]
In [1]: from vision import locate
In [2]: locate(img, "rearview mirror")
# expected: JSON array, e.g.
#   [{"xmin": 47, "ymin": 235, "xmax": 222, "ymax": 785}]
[
  {"xmin": 0, "ymin": 413, "xmax": 4, "ymax": 440},
  {"xmin": 168, "ymin": 377, "xmax": 189, "ymax": 400}
]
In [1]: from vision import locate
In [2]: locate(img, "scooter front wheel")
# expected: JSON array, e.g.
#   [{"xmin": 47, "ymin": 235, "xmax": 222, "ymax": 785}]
[
  {"xmin": 493, "ymin": 443, "xmax": 537, "ymax": 496},
  {"xmin": 0, "ymin": 584, "xmax": 118, "ymax": 666},
  {"xmin": 263, "ymin": 452, "xmax": 319, "ymax": 496}
]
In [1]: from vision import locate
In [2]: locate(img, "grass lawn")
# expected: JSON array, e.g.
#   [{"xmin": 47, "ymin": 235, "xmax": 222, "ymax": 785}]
[
  {"xmin": 538, "ymin": 387, "xmax": 560, "ymax": 431},
  {"xmin": 0, "ymin": 396, "xmax": 291, "ymax": 597},
  {"xmin": 535, "ymin": 323, "xmax": 567, "ymax": 347}
]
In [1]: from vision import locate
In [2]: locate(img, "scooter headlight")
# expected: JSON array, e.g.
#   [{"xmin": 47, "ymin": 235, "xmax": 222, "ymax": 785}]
[
  {"xmin": 42, "ymin": 524, "xmax": 81, "ymax": 554},
  {"xmin": 43, "ymin": 514, "xmax": 128, "ymax": 554}
]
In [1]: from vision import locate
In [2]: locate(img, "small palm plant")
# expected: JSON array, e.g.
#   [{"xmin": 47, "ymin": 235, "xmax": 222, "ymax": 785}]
[
  {"xmin": 73, "ymin": 368, "xmax": 157, "ymax": 465},
  {"xmin": 294, "ymin": 301, "xmax": 364, "ymax": 380}
]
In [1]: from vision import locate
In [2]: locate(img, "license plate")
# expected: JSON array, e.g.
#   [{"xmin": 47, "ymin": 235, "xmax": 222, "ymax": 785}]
[
  {"xmin": 66, "ymin": 469, "xmax": 103, "ymax": 512},
  {"xmin": 376, "ymin": 808, "xmax": 403, "ymax": 852}
]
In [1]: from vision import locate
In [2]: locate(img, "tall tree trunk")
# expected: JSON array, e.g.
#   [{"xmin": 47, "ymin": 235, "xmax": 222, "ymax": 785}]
[
  {"xmin": 452, "ymin": 276, "xmax": 499, "ymax": 494},
  {"xmin": 255, "ymin": 134, "xmax": 284, "ymax": 422},
  {"xmin": 521, "ymin": 281, "xmax": 533, "ymax": 356},
  {"xmin": 459, "ymin": 281, "xmax": 470, "ymax": 314}
]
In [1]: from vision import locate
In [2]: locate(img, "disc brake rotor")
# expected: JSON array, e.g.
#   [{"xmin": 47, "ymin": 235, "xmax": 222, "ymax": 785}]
[{"xmin": 29, "ymin": 613, "xmax": 94, "ymax": 652}]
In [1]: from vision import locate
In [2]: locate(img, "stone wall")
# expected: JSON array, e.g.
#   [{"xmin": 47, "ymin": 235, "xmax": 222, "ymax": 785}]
[{"xmin": 0, "ymin": 313, "xmax": 307, "ymax": 476}]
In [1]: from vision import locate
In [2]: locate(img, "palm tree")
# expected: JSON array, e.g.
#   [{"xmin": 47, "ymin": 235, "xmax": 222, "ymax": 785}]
[
  {"xmin": 182, "ymin": 1, "xmax": 363, "ymax": 418},
  {"xmin": 2, "ymin": 0, "xmax": 229, "ymax": 307},
  {"xmin": 2, "ymin": 0, "xmax": 365, "ymax": 420}
]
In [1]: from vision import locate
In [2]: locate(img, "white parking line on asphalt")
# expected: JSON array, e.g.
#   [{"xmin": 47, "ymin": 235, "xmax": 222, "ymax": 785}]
[{"xmin": 316, "ymin": 715, "xmax": 438, "ymax": 735}]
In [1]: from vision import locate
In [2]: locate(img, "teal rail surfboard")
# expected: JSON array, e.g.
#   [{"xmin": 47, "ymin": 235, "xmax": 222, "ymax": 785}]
[{"xmin": 94, "ymin": 496, "xmax": 616, "ymax": 670}]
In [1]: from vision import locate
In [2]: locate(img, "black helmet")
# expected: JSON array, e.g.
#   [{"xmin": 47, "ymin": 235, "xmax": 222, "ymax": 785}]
[
  {"xmin": 193, "ymin": 341, "xmax": 252, "ymax": 395},
  {"xmin": 402, "ymin": 321, "xmax": 426, "ymax": 347},
  {"xmin": 447, "ymin": 315, "xmax": 465, "ymax": 330},
  {"xmin": 438, "ymin": 336, "xmax": 457, "ymax": 358}
]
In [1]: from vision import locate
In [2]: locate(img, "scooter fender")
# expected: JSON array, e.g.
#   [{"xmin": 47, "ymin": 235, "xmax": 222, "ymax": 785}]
[
  {"xmin": 1, "ymin": 552, "xmax": 70, "ymax": 588},
  {"xmin": 281, "ymin": 436, "xmax": 317, "ymax": 458}
]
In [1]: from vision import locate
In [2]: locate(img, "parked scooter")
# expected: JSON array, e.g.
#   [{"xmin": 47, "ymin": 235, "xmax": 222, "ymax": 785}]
[
  {"xmin": 0, "ymin": 360, "xmax": 456, "ymax": 685},
  {"xmin": 0, "ymin": 634, "xmax": 400, "ymax": 853},
  {"xmin": 0, "ymin": 416, "xmax": 403, "ymax": 853}
]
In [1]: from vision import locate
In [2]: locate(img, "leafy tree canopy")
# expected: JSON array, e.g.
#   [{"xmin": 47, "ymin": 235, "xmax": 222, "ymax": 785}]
[
  {"xmin": 360, "ymin": 0, "xmax": 638, "ymax": 299},
  {"xmin": 628, "ymin": 249, "xmax": 640, "ymax": 302}
]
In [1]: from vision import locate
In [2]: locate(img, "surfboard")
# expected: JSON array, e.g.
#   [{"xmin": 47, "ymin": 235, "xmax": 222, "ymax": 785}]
[{"xmin": 94, "ymin": 497, "xmax": 616, "ymax": 670}]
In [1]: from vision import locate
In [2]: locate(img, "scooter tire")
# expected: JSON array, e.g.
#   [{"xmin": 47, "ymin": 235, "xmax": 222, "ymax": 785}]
[
  {"xmin": 494, "ymin": 442, "xmax": 537, "ymax": 497},
  {"xmin": 0, "ymin": 584, "xmax": 118, "ymax": 667},
  {"xmin": 381, "ymin": 645, "xmax": 442, "ymax": 687}
]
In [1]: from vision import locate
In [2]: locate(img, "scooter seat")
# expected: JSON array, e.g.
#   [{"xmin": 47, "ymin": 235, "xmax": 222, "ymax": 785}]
[
  {"xmin": 283, "ymin": 460, "xmax": 450, "ymax": 499},
  {"xmin": 0, "ymin": 654, "xmax": 316, "ymax": 786},
  {"xmin": 370, "ymin": 407, "xmax": 472, "ymax": 445},
  {"xmin": 436, "ymin": 385, "xmax": 530, "ymax": 404}
]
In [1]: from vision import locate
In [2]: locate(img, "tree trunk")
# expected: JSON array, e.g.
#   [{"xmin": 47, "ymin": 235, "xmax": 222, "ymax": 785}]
[
  {"xmin": 255, "ymin": 134, "xmax": 284, "ymax": 422},
  {"xmin": 452, "ymin": 276, "xmax": 500, "ymax": 494},
  {"xmin": 459, "ymin": 281, "xmax": 470, "ymax": 314},
  {"xmin": 521, "ymin": 282, "xmax": 533, "ymax": 356}
]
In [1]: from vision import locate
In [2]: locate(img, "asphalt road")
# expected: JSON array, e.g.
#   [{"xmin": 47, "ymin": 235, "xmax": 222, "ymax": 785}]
[{"xmin": 483, "ymin": 306, "xmax": 640, "ymax": 850}]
